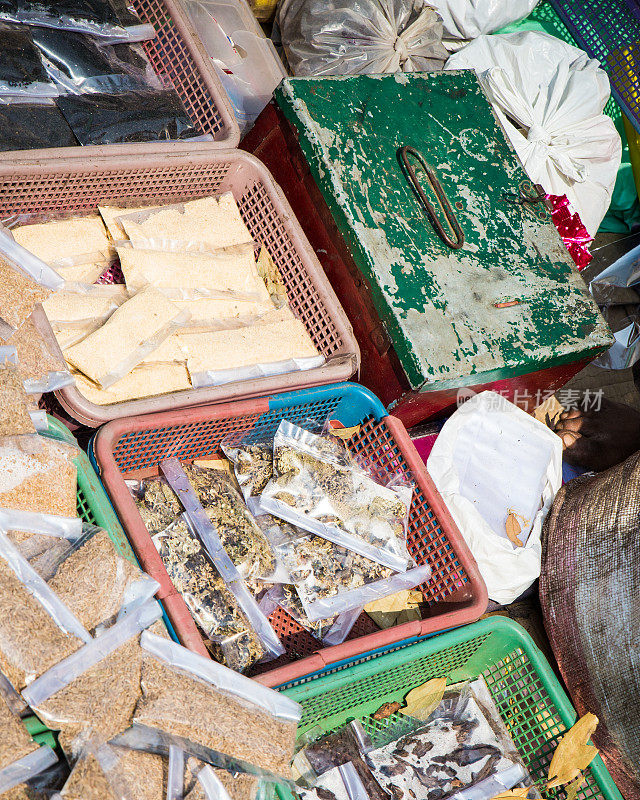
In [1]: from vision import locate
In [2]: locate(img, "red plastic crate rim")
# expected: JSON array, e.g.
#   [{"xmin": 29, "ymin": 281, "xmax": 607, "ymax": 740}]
[{"xmin": 92, "ymin": 385, "xmax": 487, "ymax": 687}]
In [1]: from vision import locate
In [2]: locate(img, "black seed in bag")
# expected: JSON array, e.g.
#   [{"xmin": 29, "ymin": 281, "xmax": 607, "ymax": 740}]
[
  {"xmin": 0, "ymin": 22, "xmax": 56, "ymax": 96},
  {"xmin": 11, "ymin": 0, "xmax": 148, "ymax": 38},
  {"xmin": 56, "ymin": 88, "xmax": 203, "ymax": 145},
  {"xmin": 0, "ymin": 102, "xmax": 77, "ymax": 151},
  {"xmin": 32, "ymin": 27, "xmax": 155, "ymax": 93}
]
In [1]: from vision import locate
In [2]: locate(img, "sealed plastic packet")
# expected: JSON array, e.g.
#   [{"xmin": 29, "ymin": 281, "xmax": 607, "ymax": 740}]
[
  {"xmin": 297, "ymin": 762, "xmax": 371, "ymax": 800},
  {"xmin": 125, "ymin": 630, "xmax": 301, "ymax": 781},
  {"xmin": 0, "ymin": 0, "xmax": 155, "ymax": 42},
  {"xmin": 0, "ymin": 434, "xmax": 77, "ymax": 517},
  {"xmin": 0, "ymin": 23, "xmax": 58, "ymax": 100},
  {"xmin": 64, "ymin": 286, "xmax": 191, "ymax": 389},
  {"xmin": 0, "ymin": 347, "xmax": 36, "ymax": 435},
  {"xmin": 0, "ymin": 689, "xmax": 41, "ymax": 770},
  {"xmin": 0, "ymin": 232, "xmax": 62, "ymax": 341},
  {"xmin": 221, "ymin": 439, "xmax": 274, "ymax": 515},
  {"xmin": 185, "ymin": 763, "xmax": 264, "ymax": 800},
  {"xmin": 261, "ymin": 421, "xmax": 413, "ymax": 571},
  {"xmin": 10, "ymin": 308, "xmax": 74, "ymax": 394},
  {"xmin": 0, "ymin": 98, "xmax": 77, "ymax": 152},
  {"xmin": 21, "ymin": 600, "xmax": 162, "ymax": 757},
  {"xmin": 0, "ymin": 745, "xmax": 58, "ymax": 799},
  {"xmin": 0, "ymin": 506, "xmax": 83, "ymax": 567},
  {"xmin": 0, "ymin": 528, "xmax": 90, "ymax": 690},
  {"xmin": 160, "ymin": 459, "xmax": 285, "ymax": 667},
  {"xmin": 58, "ymin": 737, "xmax": 165, "ymax": 800}
]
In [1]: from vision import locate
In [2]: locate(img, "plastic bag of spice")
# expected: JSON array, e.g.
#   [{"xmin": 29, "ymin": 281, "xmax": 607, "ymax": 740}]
[
  {"xmin": 126, "ymin": 630, "xmax": 301, "ymax": 782},
  {"xmin": 0, "ymin": 348, "xmax": 36, "ymax": 435},
  {"xmin": 0, "ymin": 746, "xmax": 58, "ymax": 798},
  {"xmin": 0, "ymin": 753, "xmax": 65, "ymax": 800},
  {"xmin": 0, "ymin": 434, "xmax": 78, "ymax": 518},
  {"xmin": 185, "ymin": 763, "xmax": 267, "ymax": 800},
  {"xmin": 255, "ymin": 514, "xmax": 427, "ymax": 622},
  {"xmin": 261, "ymin": 421, "xmax": 413, "ymax": 572},
  {"xmin": 56, "ymin": 88, "xmax": 206, "ymax": 146},
  {"xmin": 10, "ymin": 308, "xmax": 74, "ymax": 395},
  {"xmin": 0, "ymin": 23, "xmax": 58, "ymax": 100},
  {"xmin": 0, "ymin": 691, "xmax": 40, "ymax": 772},
  {"xmin": 21, "ymin": 600, "xmax": 162, "ymax": 758},
  {"xmin": 0, "ymin": 99, "xmax": 77, "ymax": 152},
  {"xmin": 160, "ymin": 459, "xmax": 285, "ymax": 665},
  {"xmin": 0, "ymin": 529, "xmax": 90, "ymax": 691},
  {"xmin": 0, "ymin": 0, "xmax": 155, "ymax": 42},
  {"xmin": 152, "ymin": 514, "xmax": 270, "ymax": 673}
]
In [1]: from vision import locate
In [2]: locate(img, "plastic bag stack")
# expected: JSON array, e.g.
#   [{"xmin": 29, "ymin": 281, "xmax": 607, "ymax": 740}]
[
  {"xmin": 446, "ymin": 31, "xmax": 622, "ymax": 237},
  {"xmin": 428, "ymin": 0, "xmax": 540, "ymax": 49}
]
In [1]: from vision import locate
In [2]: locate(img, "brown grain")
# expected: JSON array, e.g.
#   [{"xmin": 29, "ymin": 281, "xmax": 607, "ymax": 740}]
[
  {"xmin": 0, "ymin": 258, "xmax": 51, "ymax": 333},
  {"xmin": 0, "ymin": 693, "xmax": 38, "ymax": 770},
  {"xmin": 0, "ymin": 366, "xmax": 35, "ymax": 436},
  {"xmin": 10, "ymin": 317, "xmax": 66, "ymax": 384}
]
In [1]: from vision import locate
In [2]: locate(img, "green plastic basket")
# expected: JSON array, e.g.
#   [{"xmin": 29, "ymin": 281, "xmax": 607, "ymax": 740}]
[{"xmin": 280, "ymin": 617, "xmax": 623, "ymax": 800}]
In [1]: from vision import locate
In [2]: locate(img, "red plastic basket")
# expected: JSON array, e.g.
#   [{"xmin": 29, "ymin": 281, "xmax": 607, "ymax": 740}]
[
  {"xmin": 91, "ymin": 383, "xmax": 488, "ymax": 687},
  {"xmin": 0, "ymin": 149, "xmax": 359, "ymax": 426},
  {"xmin": 0, "ymin": 0, "xmax": 239, "ymax": 160}
]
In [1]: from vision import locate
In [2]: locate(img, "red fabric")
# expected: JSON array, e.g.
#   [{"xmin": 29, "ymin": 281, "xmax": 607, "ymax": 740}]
[{"xmin": 547, "ymin": 193, "xmax": 593, "ymax": 271}]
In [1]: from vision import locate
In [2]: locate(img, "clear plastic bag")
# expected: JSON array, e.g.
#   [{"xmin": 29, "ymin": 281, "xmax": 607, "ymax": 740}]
[
  {"xmin": 186, "ymin": 764, "xmax": 264, "ymax": 800},
  {"xmin": 33, "ymin": 28, "xmax": 161, "ymax": 95},
  {"xmin": 130, "ymin": 630, "xmax": 301, "ymax": 781},
  {"xmin": 0, "ymin": 23, "xmax": 58, "ymax": 99},
  {"xmin": 0, "ymin": 529, "xmax": 90, "ymax": 690},
  {"xmin": 297, "ymin": 762, "xmax": 371, "ymax": 800},
  {"xmin": 21, "ymin": 600, "xmax": 162, "ymax": 758},
  {"xmin": 0, "ymin": 348, "xmax": 36, "ymax": 435},
  {"xmin": 56, "ymin": 88, "xmax": 205, "ymax": 145},
  {"xmin": 43, "ymin": 283, "xmax": 128, "ymax": 350},
  {"xmin": 0, "ymin": 98, "xmax": 77, "ymax": 151},
  {"xmin": 0, "ymin": 434, "xmax": 77, "ymax": 518},
  {"xmin": 0, "ymin": 746, "xmax": 58, "ymax": 797},
  {"xmin": 261, "ymin": 421, "xmax": 413, "ymax": 572},
  {"xmin": 222, "ymin": 439, "xmax": 274, "ymax": 515},
  {"xmin": 0, "ymin": 690, "xmax": 39, "ymax": 772},
  {"xmin": 10, "ymin": 308, "xmax": 74, "ymax": 395},
  {"xmin": 64, "ymin": 287, "xmax": 191, "ymax": 390},
  {"xmin": 277, "ymin": 0, "xmax": 448, "ymax": 77},
  {"xmin": 0, "ymin": 0, "xmax": 155, "ymax": 42},
  {"xmin": 160, "ymin": 459, "xmax": 284, "ymax": 665}
]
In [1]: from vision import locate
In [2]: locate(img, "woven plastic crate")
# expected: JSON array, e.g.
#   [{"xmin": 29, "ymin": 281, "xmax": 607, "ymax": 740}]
[
  {"xmin": 277, "ymin": 617, "xmax": 623, "ymax": 800},
  {"xmin": 0, "ymin": 149, "xmax": 358, "ymax": 426},
  {"xmin": 0, "ymin": 0, "xmax": 239, "ymax": 160},
  {"xmin": 91, "ymin": 382, "xmax": 487, "ymax": 686},
  {"xmin": 549, "ymin": 0, "xmax": 640, "ymax": 133}
]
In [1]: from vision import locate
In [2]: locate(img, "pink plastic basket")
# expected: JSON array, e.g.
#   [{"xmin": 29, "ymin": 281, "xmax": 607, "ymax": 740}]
[
  {"xmin": 0, "ymin": 149, "xmax": 359, "ymax": 425},
  {"xmin": 0, "ymin": 0, "xmax": 239, "ymax": 159},
  {"xmin": 92, "ymin": 383, "xmax": 488, "ymax": 687}
]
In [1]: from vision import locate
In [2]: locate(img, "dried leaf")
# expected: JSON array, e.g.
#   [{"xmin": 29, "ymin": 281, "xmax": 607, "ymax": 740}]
[
  {"xmin": 547, "ymin": 713, "xmax": 599, "ymax": 788},
  {"xmin": 565, "ymin": 774, "xmax": 585, "ymax": 800},
  {"xmin": 373, "ymin": 701, "xmax": 402, "ymax": 720},
  {"xmin": 506, "ymin": 513, "xmax": 524, "ymax": 547},
  {"xmin": 400, "ymin": 677, "xmax": 446, "ymax": 720},
  {"xmin": 193, "ymin": 458, "xmax": 231, "ymax": 472},
  {"xmin": 327, "ymin": 421, "xmax": 361, "ymax": 440},
  {"xmin": 365, "ymin": 589, "xmax": 423, "ymax": 629},
  {"xmin": 490, "ymin": 789, "xmax": 529, "ymax": 800}
]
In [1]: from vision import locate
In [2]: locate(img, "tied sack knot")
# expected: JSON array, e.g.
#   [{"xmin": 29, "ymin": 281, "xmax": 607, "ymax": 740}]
[
  {"xmin": 527, "ymin": 123, "xmax": 552, "ymax": 146},
  {"xmin": 394, "ymin": 35, "xmax": 411, "ymax": 65}
]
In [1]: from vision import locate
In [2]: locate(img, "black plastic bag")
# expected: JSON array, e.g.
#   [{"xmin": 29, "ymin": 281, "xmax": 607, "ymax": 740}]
[
  {"xmin": 56, "ymin": 88, "xmax": 203, "ymax": 144},
  {"xmin": 0, "ymin": 22, "xmax": 57, "ymax": 97},
  {"xmin": 32, "ymin": 27, "xmax": 159, "ymax": 94},
  {"xmin": 0, "ymin": 101, "xmax": 77, "ymax": 151}
]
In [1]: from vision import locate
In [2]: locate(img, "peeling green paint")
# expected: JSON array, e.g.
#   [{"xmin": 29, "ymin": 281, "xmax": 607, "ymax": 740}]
[{"xmin": 275, "ymin": 72, "xmax": 613, "ymax": 392}]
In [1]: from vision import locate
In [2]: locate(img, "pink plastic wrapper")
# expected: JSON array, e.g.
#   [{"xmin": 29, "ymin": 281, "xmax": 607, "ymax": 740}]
[{"xmin": 547, "ymin": 194, "xmax": 593, "ymax": 272}]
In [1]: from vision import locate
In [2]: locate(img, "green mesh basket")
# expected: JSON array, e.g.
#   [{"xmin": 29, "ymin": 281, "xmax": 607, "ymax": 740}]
[{"xmin": 280, "ymin": 617, "xmax": 622, "ymax": 800}]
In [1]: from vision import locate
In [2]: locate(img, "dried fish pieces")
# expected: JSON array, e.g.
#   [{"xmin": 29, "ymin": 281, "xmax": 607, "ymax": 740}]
[
  {"xmin": 0, "ymin": 693, "xmax": 38, "ymax": 770},
  {"xmin": 262, "ymin": 422, "xmax": 411, "ymax": 572},
  {"xmin": 0, "ymin": 557, "xmax": 83, "ymax": 690},
  {"xmin": 0, "ymin": 258, "xmax": 51, "ymax": 336},
  {"xmin": 0, "ymin": 436, "xmax": 77, "ymax": 518},
  {"xmin": 135, "ymin": 649, "xmax": 298, "ymax": 780},
  {"xmin": 153, "ymin": 516, "xmax": 265, "ymax": 673}
]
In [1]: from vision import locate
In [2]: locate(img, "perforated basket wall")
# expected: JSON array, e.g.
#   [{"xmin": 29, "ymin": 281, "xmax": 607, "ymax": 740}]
[
  {"xmin": 279, "ymin": 617, "xmax": 623, "ymax": 800},
  {"xmin": 93, "ymin": 384, "xmax": 486, "ymax": 685},
  {"xmin": 0, "ymin": 151, "xmax": 358, "ymax": 425},
  {"xmin": 550, "ymin": 0, "xmax": 640, "ymax": 132}
]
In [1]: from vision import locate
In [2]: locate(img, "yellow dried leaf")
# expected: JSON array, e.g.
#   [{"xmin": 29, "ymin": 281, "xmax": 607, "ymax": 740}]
[
  {"xmin": 548, "ymin": 713, "xmax": 599, "ymax": 788},
  {"xmin": 506, "ymin": 513, "xmax": 524, "ymax": 547},
  {"xmin": 194, "ymin": 458, "xmax": 231, "ymax": 472},
  {"xmin": 365, "ymin": 589, "xmax": 423, "ymax": 628},
  {"xmin": 327, "ymin": 421, "xmax": 361, "ymax": 440},
  {"xmin": 490, "ymin": 789, "xmax": 529, "ymax": 800},
  {"xmin": 565, "ymin": 774, "xmax": 585, "ymax": 800},
  {"xmin": 400, "ymin": 677, "xmax": 447, "ymax": 720}
]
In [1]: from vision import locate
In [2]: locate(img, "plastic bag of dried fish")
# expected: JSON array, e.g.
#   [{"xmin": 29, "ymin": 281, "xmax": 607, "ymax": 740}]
[
  {"xmin": 123, "ymin": 630, "xmax": 301, "ymax": 783},
  {"xmin": 22, "ymin": 600, "xmax": 162, "ymax": 759},
  {"xmin": 0, "ymin": 528, "xmax": 90, "ymax": 691},
  {"xmin": 59, "ymin": 738, "xmax": 165, "ymax": 800},
  {"xmin": 130, "ymin": 464, "xmax": 277, "ymax": 582},
  {"xmin": 152, "ymin": 514, "xmax": 269, "ymax": 673},
  {"xmin": 354, "ymin": 679, "xmax": 539, "ymax": 800},
  {"xmin": 160, "ymin": 459, "xmax": 285, "ymax": 666},
  {"xmin": 256, "ymin": 515, "xmax": 428, "ymax": 623},
  {"xmin": 260, "ymin": 421, "xmax": 413, "ymax": 572},
  {"xmin": 297, "ymin": 762, "xmax": 370, "ymax": 800},
  {"xmin": 0, "ymin": 434, "xmax": 78, "ymax": 518}
]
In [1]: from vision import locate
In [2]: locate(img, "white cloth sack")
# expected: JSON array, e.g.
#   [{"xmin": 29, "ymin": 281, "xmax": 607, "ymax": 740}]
[
  {"xmin": 429, "ymin": 0, "xmax": 539, "ymax": 42},
  {"xmin": 446, "ymin": 32, "xmax": 622, "ymax": 236},
  {"xmin": 427, "ymin": 391, "xmax": 562, "ymax": 605},
  {"xmin": 277, "ymin": 0, "xmax": 448, "ymax": 77}
]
